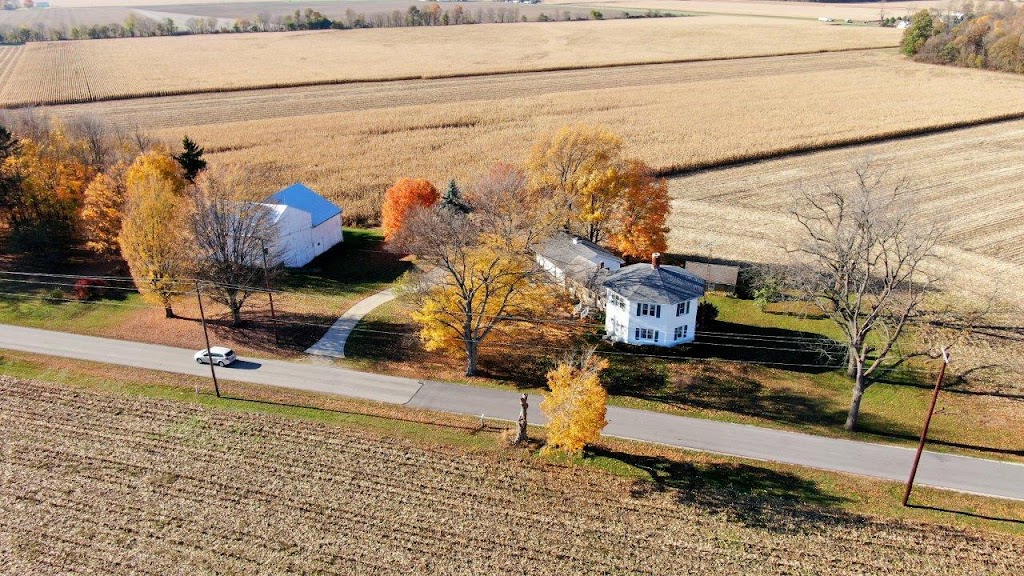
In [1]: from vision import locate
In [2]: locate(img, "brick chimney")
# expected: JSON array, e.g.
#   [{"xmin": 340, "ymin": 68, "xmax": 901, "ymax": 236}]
[{"xmin": 651, "ymin": 252, "xmax": 661, "ymax": 269}]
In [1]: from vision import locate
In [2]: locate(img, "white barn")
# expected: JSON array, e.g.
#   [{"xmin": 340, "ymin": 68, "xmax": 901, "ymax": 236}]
[
  {"xmin": 262, "ymin": 183, "xmax": 343, "ymax": 268},
  {"xmin": 603, "ymin": 253, "xmax": 707, "ymax": 347}
]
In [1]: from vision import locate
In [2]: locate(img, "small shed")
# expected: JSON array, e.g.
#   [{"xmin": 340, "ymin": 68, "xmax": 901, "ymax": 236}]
[{"xmin": 262, "ymin": 183, "xmax": 343, "ymax": 268}]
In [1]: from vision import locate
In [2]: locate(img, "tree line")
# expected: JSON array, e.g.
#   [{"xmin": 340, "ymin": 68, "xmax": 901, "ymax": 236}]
[
  {"xmin": 901, "ymin": 4, "xmax": 1024, "ymax": 73},
  {"xmin": 0, "ymin": 113, "xmax": 282, "ymax": 325},
  {"xmin": 0, "ymin": 4, "xmax": 676, "ymax": 44}
]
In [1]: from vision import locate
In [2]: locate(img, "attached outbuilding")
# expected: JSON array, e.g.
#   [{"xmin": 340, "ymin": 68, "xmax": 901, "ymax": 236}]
[
  {"xmin": 535, "ymin": 232, "xmax": 624, "ymax": 305},
  {"xmin": 603, "ymin": 253, "xmax": 707, "ymax": 347},
  {"xmin": 262, "ymin": 183, "xmax": 343, "ymax": 268}
]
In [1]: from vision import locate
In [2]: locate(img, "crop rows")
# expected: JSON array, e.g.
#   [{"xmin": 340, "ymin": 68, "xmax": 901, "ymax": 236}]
[
  {"xmin": 3, "ymin": 377, "xmax": 1023, "ymax": 575},
  {"xmin": 0, "ymin": 42, "xmax": 91, "ymax": 106},
  {"xmin": 0, "ymin": 16, "xmax": 899, "ymax": 107}
]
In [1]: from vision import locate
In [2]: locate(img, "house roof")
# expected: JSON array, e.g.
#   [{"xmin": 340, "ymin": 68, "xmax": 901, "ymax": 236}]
[
  {"xmin": 537, "ymin": 232, "xmax": 624, "ymax": 269},
  {"xmin": 265, "ymin": 183, "xmax": 341, "ymax": 227},
  {"xmin": 603, "ymin": 263, "xmax": 707, "ymax": 304}
]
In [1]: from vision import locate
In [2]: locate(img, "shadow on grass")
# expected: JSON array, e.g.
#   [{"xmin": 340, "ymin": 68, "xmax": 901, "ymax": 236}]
[
  {"xmin": 691, "ymin": 320, "xmax": 844, "ymax": 375},
  {"xmin": 593, "ymin": 447, "xmax": 856, "ymax": 532},
  {"xmin": 342, "ymin": 318, "xmax": 420, "ymax": 363},
  {"xmin": 602, "ymin": 355, "xmax": 866, "ymax": 430},
  {"xmin": 906, "ymin": 503, "xmax": 1024, "ymax": 525},
  {"xmin": 278, "ymin": 229, "xmax": 413, "ymax": 294}
]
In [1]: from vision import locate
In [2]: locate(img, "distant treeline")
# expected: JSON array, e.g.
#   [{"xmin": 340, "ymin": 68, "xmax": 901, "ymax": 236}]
[
  {"xmin": 0, "ymin": 4, "xmax": 677, "ymax": 44},
  {"xmin": 902, "ymin": 4, "xmax": 1024, "ymax": 73}
]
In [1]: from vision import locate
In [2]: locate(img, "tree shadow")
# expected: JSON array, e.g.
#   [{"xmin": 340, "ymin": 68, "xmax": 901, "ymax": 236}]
[
  {"xmin": 592, "ymin": 448, "xmax": 858, "ymax": 533},
  {"xmin": 602, "ymin": 355, "xmax": 864, "ymax": 429},
  {"xmin": 342, "ymin": 318, "xmax": 419, "ymax": 363},
  {"xmin": 906, "ymin": 503, "xmax": 1024, "ymax": 525},
  {"xmin": 691, "ymin": 320, "xmax": 844, "ymax": 375},
  {"xmin": 279, "ymin": 230, "xmax": 413, "ymax": 294}
]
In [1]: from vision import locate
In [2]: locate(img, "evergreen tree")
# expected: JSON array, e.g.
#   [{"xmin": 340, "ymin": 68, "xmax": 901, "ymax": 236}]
[
  {"xmin": 174, "ymin": 135, "xmax": 207, "ymax": 182},
  {"xmin": 441, "ymin": 179, "xmax": 469, "ymax": 213}
]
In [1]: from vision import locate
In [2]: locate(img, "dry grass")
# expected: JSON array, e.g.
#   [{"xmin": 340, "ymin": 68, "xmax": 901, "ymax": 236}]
[
  {"xmin": 38, "ymin": 49, "xmax": 1024, "ymax": 225},
  {"xmin": 0, "ymin": 16, "xmax": 900, "ymax": 106},
  {"xmin": 3, "ymin": 375, "xmax": 1024, "ymax": 574}
]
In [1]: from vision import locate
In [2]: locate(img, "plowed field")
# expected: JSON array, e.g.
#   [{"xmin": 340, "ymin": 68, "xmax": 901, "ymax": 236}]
[{"xmin": 2, "ymin": 377, "xmax": 1023, "ymax": 574}]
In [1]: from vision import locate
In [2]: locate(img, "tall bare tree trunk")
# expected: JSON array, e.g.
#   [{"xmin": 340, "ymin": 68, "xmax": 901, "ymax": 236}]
[
  {"xmin": 845, "ymin": 370, "xmax": 867, "ymax": 431},
  {"xmin": 164, "ymin": 306, "xmax": 174, "ymax": 318}
]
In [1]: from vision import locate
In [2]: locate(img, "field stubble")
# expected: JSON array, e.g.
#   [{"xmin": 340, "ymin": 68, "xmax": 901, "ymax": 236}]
[
  {"xmin": 3, "ymin": 376, "xmax": 1024, "ymax": 575},
  {"xmin": 42, "ymin": 49, "xmax": 1024, "ymax": 233},
  {"xmin": 0, "ymin": 16, "xmax": 900, "ymax": 106}
]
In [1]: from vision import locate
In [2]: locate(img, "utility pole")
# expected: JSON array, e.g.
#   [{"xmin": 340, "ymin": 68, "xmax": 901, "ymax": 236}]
[
  {"xmin": 902, "ymin": 347, "xmax": 949, "ymax": 507},
  {"xmin": 258, "ymin": 237, "xmax": 279, "ymax": 347},
  {"xmin": 195, "ymin": 280, "xmax": 220, "ymax": 398}
]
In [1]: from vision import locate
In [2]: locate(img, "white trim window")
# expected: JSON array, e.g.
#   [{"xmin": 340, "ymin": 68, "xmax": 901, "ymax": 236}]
[
  {"xmin": 676, "ymin": 301, "xmax": 691, "ymax": 317},
  {"xmin": 610, "ymin": 292, "xmax": 627, "ymax": 310},
  {"xmin": 635, "ymin": 328, "xmax": 659, "ymax": 342},
  {"xmin": 674, "ymin": 325, "xmax": 689, "ymax": 340},
  {"xmin": 637, "ymin": 303, "xmax": 661, "ymax": 318}
]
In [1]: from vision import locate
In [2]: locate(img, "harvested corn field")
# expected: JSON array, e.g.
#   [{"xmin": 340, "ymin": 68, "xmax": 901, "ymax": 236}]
[
  {"xmin": 42, "ymin": 49, "xmax": 1024, "ymax": 225},
  {"xmin": 0, "ymin": 16, "xmax": 900, "ymax": 106},
  {"xmin": 2, "ymin": 377, "xmax": 1023, "ymax": 575},
  {"xmin": 666, "ymin": 118, "xmax": 1024, "ymax": 309}
]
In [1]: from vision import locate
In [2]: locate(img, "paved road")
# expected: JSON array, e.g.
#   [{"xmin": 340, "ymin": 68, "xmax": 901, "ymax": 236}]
[
  {"xmin": 4, "ymin": 325, "xmax": 1024, "ymax": 501},
  {"xmin": 305, "ymin": 288, "xmax": 396, "ymax": 359}
]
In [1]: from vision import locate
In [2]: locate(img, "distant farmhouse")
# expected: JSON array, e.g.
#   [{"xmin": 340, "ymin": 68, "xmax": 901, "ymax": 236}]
[
  {"xmin": 536, "ymin": 234, "xmax": 706, "ymax": 347},
  {"xmin": 260, "ymin": 183, "xmax": 343, "ymax": 267}
]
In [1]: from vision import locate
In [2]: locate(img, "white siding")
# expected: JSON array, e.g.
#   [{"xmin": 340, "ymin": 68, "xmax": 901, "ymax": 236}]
[
  {"xmin": 271, "ymin": 209, "xmax": 344, "ymax": 268},
  {"xmin": 604, "ymin": 288, "xmax": 699, "ymax": 347}
]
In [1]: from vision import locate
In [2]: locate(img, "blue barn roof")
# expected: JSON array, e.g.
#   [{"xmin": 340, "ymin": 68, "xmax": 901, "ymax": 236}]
[{"xmin": 266, "ymin": 183, "xmax": 342, "ymax": 227}]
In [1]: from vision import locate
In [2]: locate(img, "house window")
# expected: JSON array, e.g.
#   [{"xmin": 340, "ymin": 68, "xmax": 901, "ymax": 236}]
[
  {"xmin": 609, "ymin": 292, "xmax": 626, "ymax": 310},
  {"xmin": 636, "ymin": 303, "xmax": 661, "ymax": 318},
  {"xmin": 676, "ymin": 301, "xmax": 691, "ymax": 317},
  {"xmin": 674, "ymin": 325, "xmax": 689, "ymax": 340},
  {"xmin": 635, "ymin": 328, "xmax": 659, "ymax": 342}
]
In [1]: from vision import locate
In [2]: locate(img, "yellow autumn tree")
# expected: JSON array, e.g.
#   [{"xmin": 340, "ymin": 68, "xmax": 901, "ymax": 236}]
[
  {"xmin": 81, "ymin": 172, "xmax": 126, "ymax": 256},
  {"xmin": 527, "ymin": 124, "xmax": 622, "ymax": 242},
  {"xmin": 124, "ymin": 149, "xmax": 186, "ymax": 196},
  {"xmin": 541, "ymin": 349, "xmax": 609, "ymax": 456},
  {"xmin": 118, "ymin": 173, "xmax": 188, "ymax": 318},
  {"xmin": 397, "ymin": 164, "xmax": 555, "ymax": 376}
]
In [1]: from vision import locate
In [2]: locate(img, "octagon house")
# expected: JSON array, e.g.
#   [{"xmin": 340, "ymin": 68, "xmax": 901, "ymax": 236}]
[{"xmin": 603, "ymin": 253, "xmax": 707, "ymax": 347}]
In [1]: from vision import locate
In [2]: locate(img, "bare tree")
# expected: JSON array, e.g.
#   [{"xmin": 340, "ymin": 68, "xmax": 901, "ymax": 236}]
[
  {"xmin": 66, "ymin": 114, "xmax": 114, "ymax": 170},
  {"xmin": 188, "ymin": 167, "xmax": 280, "ymax": 326},
  {"xmin": 391, "ymin": 164, "xmax": 554, "ymax": 376},
  {"xmin": 788, "ymin": 163, "xmax": 942, "ymax": 431}
]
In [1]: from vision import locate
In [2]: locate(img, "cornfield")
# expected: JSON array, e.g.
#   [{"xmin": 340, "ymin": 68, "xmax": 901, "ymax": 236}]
[
  {"xmin": 87, "ymin": 49, "xmax": 1024, "ymax": 226},
  {"xmin": 3, "ymin": 377, "xmax": 1023, "ymax": 575},
  {"xmin": 0, "ymin": 16, "xmax": 900, "ymax": 107}
]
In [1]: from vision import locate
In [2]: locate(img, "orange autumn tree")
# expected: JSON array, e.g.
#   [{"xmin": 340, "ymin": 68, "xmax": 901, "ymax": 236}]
[
  {"xmin": 608, "ymin": 160, "xmax": 669, "ymax": 259},
  {"xmin": 541, "ymin": 348, "xmax": 609, "ymax": 456},
  {"xmin": 81, "ymin": 172, "xmax": 126, "ymax": 256},
  {"xmin": 381, "ymin": 178, "xmax": 439, "ymax": 241}
]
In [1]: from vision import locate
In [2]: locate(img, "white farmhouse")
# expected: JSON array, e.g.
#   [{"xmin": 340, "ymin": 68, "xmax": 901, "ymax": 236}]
[
  {"xmin": 603, "ymin": 253, "xmax": 707, "ymax": 347},
  {"xmin": 535, "ymin": 232, "xmax": 623, "ymax": 302},
  {"xmin": 261, "ymin": 183, "xmax": 343, "ymax": 267}
]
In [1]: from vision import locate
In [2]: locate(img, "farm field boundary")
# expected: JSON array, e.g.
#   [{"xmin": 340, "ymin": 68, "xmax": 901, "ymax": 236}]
[
  {"xmin": 0, "ymin": 45, "xmax": 896, "ymax": 109},
  {"xmin": 657, "ymin": 109, "xmax": 1024, "ymax": 178}
]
